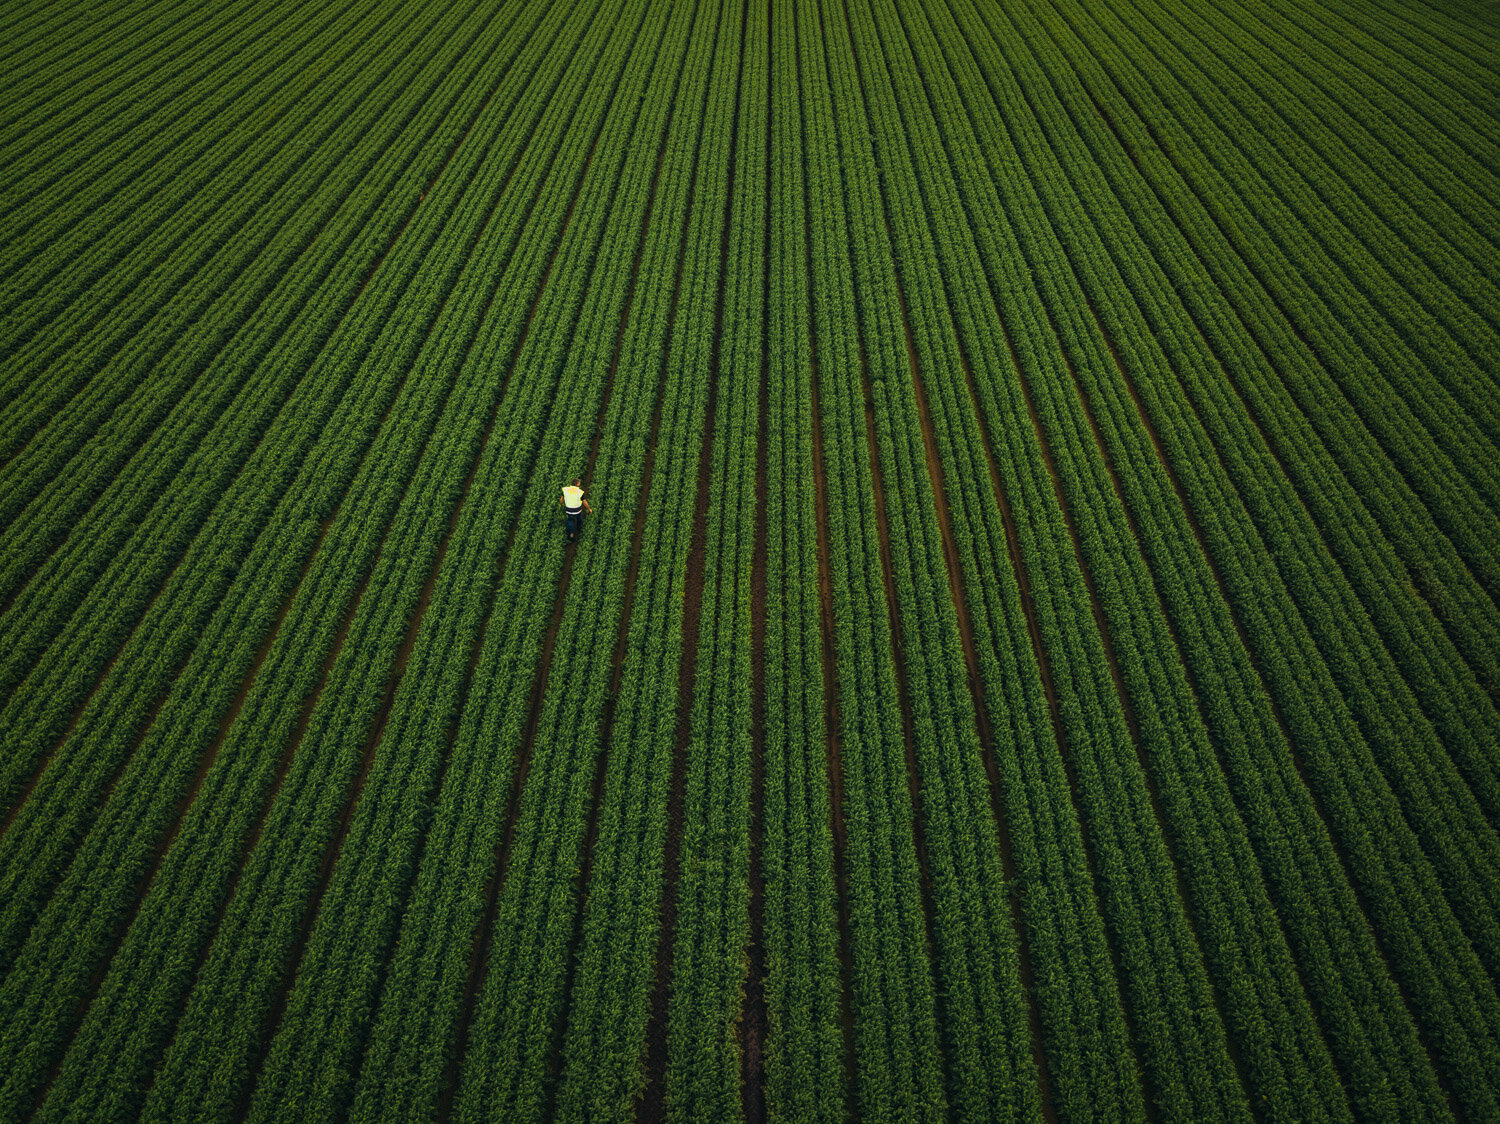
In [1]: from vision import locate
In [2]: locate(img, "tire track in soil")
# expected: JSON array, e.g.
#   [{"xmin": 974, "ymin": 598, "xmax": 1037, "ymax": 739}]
[
  {"xmin": 888, "ymin": 269, "xmax": 1056, "ymax": 1122},
  {"xmin": 1082, "ymin": 295, "xmax": 1459, "ymax": 1117}
]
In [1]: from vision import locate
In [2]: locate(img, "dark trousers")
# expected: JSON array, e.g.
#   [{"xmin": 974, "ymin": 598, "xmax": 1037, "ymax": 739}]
[{"xmin": 565, "ymin": 508, "xmax": 583, "ymax": 538}]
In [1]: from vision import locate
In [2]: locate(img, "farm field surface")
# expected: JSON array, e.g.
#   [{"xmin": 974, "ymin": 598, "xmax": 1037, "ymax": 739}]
[{"xmin": 1, "ymin": 0, "xmax": 1498, "ymax": 1118}]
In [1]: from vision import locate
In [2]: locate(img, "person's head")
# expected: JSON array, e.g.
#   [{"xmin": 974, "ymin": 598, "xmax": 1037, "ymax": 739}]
[{"xmin": 571, "ymin": 478, "xmax": 581, "ymax": 488}]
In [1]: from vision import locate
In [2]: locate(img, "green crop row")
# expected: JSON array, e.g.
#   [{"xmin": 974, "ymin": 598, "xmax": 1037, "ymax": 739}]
[
  {"xmin": 1030, "ymin": 0, "xmax": 1500, "ymax": 983},
  {"xmin": 784, "ymin": 0, "xmax": 947, "ymax": 1116},
  {"xmin": 451, "ymin": 2, "xmax": 720, "ymax": 1118},
  {"xmin": 0, "ymin": 0, "xmax": 531, "ymax": 937},
  {"xmin": 0, "ymin": 0, "xmax": 394, "ymax": 533},
  {"xmin": 758, "ymin": 0, "xmax": 852, "ymax": 1115},
  {"xmin": 548, "ymin": 0, "xmax": 744, "ymax": 1118},
  {"xmin": 647, "ymin": 4, "xmax": 800, "ymax": 1119},
  {"xmin": 1288, "ymin": 0, "xmax": 1500, "ymax": 153},
  {"xmin": 240, "ymin": 1, "xmax": 641, "ymax": 1119},
  {"xmin": 846, "ymin": 0, "xmax": 1231, "ymax": 1117},
  {"xmin": 817, "ymin": 0, "xmax": 1066, "ymax": 1118},
  {"xmin": 1059, "ymin": 0, "xmax": 1500, "ymax": 550},
  {"xmin": 1202, "ymin": 0, "xmax": 1500, "ymax": 267},
  {"xmin": 837, "ymin": 3, "xmax": 1148, "ymax": 1119},
  {"xmin": 0, "ymin": 0, "xmax": 292, "ymax": 228},
  {"xmin": 922, "ymin": 0, "xmax": 1438, "ymax": 1116},
  {"xmin": 879, "ymin": 0, "xmax": 1429, "ymax": 1116},
  {"xmin": 971, "ymin": 0, "xmax": 1500, "ymax": 1113},
  {"xmin": 1095, "ymin": 0, "xmax": 1500, "ymax": 781},
  {"xmin": 0, "ymin": 0, "xmax": 566, "ymax": 1115},
  {"xmin": 1056, "ymin": 0, "xmax": 1500, "ymax": 822},
  {"xmin": 845, "ymin": 0, "xmax": 1291, "ymax": 1117},
  {"xmin": 145, "ymin": 0, "xmax": 666, "ymax": 1117},
  {"xmin": 0, "ymin": 0, "xmax": 212, "ymax": 158},
  {"xmin": 654, "ymin": 2, "xmax": 750, "ymax": 1116},
  {"xmin": 263, "ymin": 0, "xmax": 704, "ymax": 1112},
  {"xmin": 1134, "ymin": 0, "xmax": 1500, "ymax": 358},
  {"xmin": 1105, "ymin": 0, "xmax": 1500, "ymax": 526},
  {"xmin": 0, "ymin": 0, "xmax": 471, "ymax": 691},
  {"xmin": 326, "ymin": 2, "xmax": 683, "ymax": 1117},
  {"xmin": 1, "ymin": 1, "xmax": 1495, "ymax": 1118},
  {"xmin": 0, "ymin": 0, "xmax": 367, "ymax": 383}
]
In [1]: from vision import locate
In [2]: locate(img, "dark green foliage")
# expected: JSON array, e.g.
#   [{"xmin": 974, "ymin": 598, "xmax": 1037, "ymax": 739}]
[{"xmin": 0, "ymin": 0, "xmax": 1495, "ymax": 1119}]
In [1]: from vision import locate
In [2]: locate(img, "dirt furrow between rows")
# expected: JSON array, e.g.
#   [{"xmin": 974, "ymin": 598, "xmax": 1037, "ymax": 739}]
[
  {"xmin": 635, "ymin": 282, "xmax": 719, "ymax": 1122},
  {"xmin": 549, "ymin": 79, "xmax": 694, "ymax": 1109},
  {"xmin": 891, "ymin": 263, "xmax": 1055, "ymax": 1121},
  {"xmin": 0, "ymin": 19, "xmax": 527, "ymax": 838},
  {"xmin": 1079, "ymin": 298, "xmax": 1452, "ymax": 1105}
]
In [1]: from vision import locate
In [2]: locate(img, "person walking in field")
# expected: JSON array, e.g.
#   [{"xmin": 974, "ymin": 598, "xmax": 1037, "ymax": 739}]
[{"xmin": 560, "ymin": 477, "xmax": 592, "ymax": 543}]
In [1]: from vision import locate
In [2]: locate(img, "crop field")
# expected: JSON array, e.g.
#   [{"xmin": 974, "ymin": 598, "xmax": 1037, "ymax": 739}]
[{"xmin": 1, "ymin": 0, "xmax": 1498, "ymax": 1119}]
